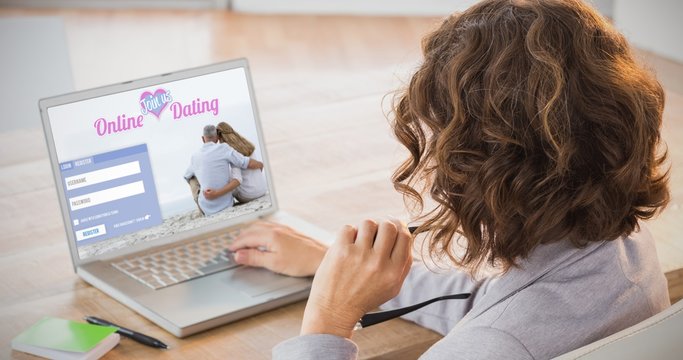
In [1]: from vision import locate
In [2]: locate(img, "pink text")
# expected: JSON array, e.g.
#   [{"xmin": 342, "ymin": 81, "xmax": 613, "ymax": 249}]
[
  {"xmin": 94, "ymin": 114, "xmax": 144, "ymax": 136},
  {"xmin": 170, "ymin": 98, "xmax": 219, "ymax": 120}
]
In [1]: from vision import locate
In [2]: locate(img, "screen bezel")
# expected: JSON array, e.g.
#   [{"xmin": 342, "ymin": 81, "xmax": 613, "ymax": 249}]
[{"xmin": 39, "ymin": 58, "xmax": 279, "ymax": 269}]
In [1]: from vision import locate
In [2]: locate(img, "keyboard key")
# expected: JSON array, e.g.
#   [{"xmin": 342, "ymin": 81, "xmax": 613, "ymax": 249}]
[{"xmin": 197, "ymin": 259, "xmax": 239, "ymax": 275}]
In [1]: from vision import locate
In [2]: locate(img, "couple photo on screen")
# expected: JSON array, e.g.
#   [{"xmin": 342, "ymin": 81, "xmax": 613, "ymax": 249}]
[{"xmin": 184, "ymin": 122, "xmax": 267, "ymax": 216}]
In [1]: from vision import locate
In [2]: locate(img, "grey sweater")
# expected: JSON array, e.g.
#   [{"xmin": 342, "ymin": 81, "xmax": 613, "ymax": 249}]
[{"xmin": 273, "ymin": 225, "xmax": 670, "ymax": 359}]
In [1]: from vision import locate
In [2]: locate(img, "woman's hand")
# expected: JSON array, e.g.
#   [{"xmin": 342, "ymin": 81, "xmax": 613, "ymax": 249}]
[
  {"xmin": 203, "ymin": 179, "xmax": 241, "ymax": 200},
  {"xmin": 301, "ymin": 219, "xmax": 413, "ymax": 339},
  {"xmin": 203, "ymin": 188, "xmax": 220, "ymax": 200},
  {"xmin": 228, "ymin": 221, "xmax": 328, "ymax": 277}
]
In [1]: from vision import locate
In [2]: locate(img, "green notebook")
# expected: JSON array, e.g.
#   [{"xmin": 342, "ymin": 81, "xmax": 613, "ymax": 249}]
[{"xmin": 12, "ymin": 317, "xmax": 119, "ymax": 359}]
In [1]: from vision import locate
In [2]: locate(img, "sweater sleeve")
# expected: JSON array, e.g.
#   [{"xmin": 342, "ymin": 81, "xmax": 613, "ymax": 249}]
[
  {"xmin": 379, "ymin": 262, "xmax": 497, "ymax": 335},
  {"xmin": 272, "ymin": 334, "xmax": 358, "ymax": 360},
  {"xmin": 272, "ymin": 263, "xmax": 498, "ymax": 359}
]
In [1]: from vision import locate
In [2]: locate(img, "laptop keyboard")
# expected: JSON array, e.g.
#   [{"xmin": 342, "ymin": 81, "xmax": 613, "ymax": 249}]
[{"xmin": 112, "ymin": 229, "xmax": 241, "ymax": 290}]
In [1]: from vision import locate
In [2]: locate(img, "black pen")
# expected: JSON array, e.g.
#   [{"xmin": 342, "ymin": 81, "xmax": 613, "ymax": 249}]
[{"xmin": 85, "ymin": 316, "xmax": 168, "ymax": 349}]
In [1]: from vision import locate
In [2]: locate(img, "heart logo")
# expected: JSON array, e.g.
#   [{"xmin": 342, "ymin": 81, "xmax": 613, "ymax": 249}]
[{"xmin": 139, "ymin": 89, "xmax": 172, "ymax": 118}]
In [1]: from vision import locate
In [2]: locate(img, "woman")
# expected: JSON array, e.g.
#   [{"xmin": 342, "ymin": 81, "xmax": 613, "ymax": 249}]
[
  {"xmin": 202, "ymin": 121, "xmax": 267, "ymax": 203},
  {"xmin": 228, "ymin": 0, "xmax": 670, "ymax": 358}
]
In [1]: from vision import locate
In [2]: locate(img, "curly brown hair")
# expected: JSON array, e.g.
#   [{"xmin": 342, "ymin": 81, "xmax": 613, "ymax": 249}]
[{"xmin": 392, "ymin": 0, "xmax": 669, "ymax": 273}]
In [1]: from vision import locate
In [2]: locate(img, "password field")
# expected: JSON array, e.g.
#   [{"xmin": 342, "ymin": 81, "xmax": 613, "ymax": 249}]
[{"xmin": 68, "ymin": 181, "xmax": 145, "ymax": 211}]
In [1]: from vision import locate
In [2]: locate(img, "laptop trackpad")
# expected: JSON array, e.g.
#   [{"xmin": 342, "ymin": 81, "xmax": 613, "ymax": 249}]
[{"xmin": 226, "ymin": 267, "xmax": 307, "ymax": 297}]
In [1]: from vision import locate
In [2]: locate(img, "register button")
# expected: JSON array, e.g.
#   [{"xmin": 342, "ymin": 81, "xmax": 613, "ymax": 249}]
[{"xmin": 75, "ymin": 224, "xmax": 107, "ymax": 242}]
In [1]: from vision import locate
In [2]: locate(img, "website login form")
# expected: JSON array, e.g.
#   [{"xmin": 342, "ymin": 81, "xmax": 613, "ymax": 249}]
[{"xmin": 60, "ymin": 144, "xmax": 162, "ymax": 246}]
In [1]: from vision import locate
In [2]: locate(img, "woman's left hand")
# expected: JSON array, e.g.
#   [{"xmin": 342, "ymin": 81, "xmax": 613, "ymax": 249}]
[{"xmin": 300, "ymin": 218, "xmax": 413, "ymax": 339}]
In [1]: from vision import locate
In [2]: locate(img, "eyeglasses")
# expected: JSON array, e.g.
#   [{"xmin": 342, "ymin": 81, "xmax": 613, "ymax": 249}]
[
  {"xmin": 354, "ymin": 292, "xmax": 471, "ymax": 330},
  {"xmin": 352, "ymin": 225, "xmax": 471, "ymax": 329}
]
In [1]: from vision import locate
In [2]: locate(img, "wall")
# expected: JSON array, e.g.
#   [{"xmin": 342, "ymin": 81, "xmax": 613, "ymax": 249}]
[
  {"xmin": 231, "ymin": 0, "xmax": 480, "ymax": 16},
  {"xmin": 613, "ymin": 0, "xmax": 683, "ymax": 63}
]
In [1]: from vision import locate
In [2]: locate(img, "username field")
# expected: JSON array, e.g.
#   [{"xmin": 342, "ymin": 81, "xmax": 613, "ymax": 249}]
[{"xmin": 64, "ymin": 161, "xmax": 141, "ymax": 191}]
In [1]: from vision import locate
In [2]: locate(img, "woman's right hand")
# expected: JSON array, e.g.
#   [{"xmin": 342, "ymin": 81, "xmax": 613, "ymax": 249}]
[
  {"xmin": 300, "ymin": 219, "xmax": 412, "ymax": 338},
  {"xmin": 228, "ymin": 221, "xmax": 328, "ymax": 277}
]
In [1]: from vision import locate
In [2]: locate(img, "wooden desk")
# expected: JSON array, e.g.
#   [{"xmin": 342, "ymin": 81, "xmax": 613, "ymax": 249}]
[{"xmin": 1, "ymin": 9, "xmax": 681, "ymax": 360}]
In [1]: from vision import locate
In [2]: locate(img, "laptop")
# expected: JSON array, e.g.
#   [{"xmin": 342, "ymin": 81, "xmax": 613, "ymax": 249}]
[{"xmin": 39, "ymin": 58, "xmax": 331, "ymax": 337}]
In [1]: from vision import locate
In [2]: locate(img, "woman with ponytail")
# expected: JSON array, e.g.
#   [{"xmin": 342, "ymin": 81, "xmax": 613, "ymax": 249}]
[{"xmin": 201, "ymin": 121, "xmax": 267, "ymax": 203}]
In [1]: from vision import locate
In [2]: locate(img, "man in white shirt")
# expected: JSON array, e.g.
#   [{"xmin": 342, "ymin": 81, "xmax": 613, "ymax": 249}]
[{"xmin": 184, "ymin": 125, "xmax": 263, "ymax": 216}]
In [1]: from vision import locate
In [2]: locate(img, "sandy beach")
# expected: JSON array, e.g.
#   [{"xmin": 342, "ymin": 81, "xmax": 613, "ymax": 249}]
[{"xmin": 78, "ymin": 195, "xmax": 272, "ymax": 259}]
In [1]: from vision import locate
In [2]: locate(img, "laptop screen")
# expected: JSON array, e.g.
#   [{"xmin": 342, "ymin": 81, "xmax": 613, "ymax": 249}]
[{"xmin": 46, "ymin": 66, "xmax": 273, "ymax": 260}]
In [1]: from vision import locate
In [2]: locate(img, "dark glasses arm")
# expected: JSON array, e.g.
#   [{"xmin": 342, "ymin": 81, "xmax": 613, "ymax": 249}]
[{"xmin": 355, "ymin": 293, "xmax": 471, "ymax": 329}]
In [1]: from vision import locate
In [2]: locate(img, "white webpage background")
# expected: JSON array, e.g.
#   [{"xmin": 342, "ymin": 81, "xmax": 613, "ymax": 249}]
[{"xmin": 48, "ymin": 67, "xmax": 264, "ymax": 218}]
